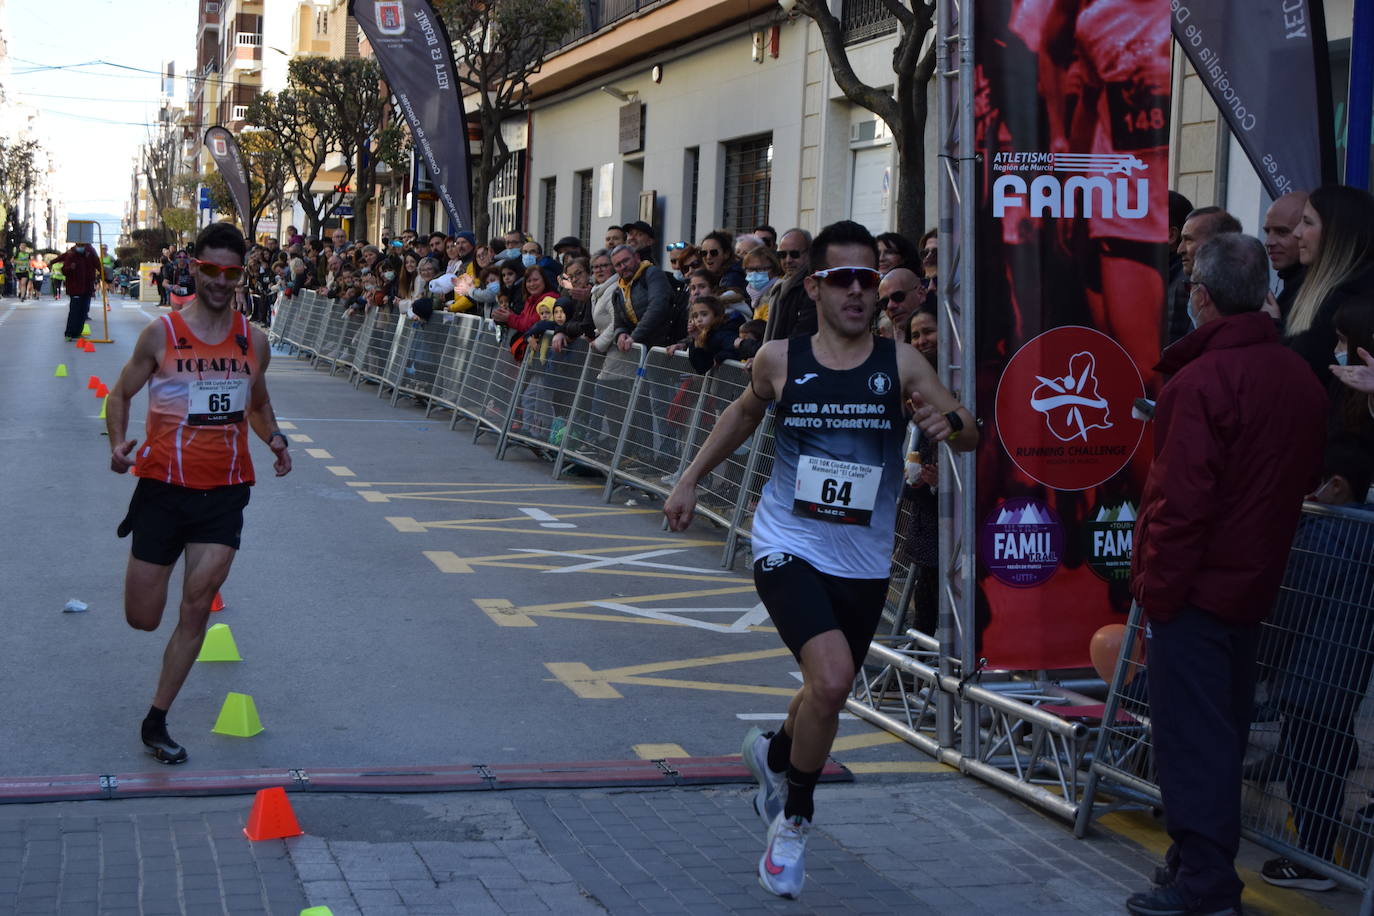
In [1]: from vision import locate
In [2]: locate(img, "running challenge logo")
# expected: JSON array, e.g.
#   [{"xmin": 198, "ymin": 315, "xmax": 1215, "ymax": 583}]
[
  {"xmin": 991, "ymin": 152, "xmax": 1150, "ymax": 221},
  {"xmin": 994, "ymin": 327, "xmax": 1145, "ymax": 491}
]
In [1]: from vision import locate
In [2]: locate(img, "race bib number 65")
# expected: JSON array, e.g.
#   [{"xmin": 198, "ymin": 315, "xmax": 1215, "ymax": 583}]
[
  {"xmin": 188, "ymin": 378, "xmax": 248, "ymax": 426},
  {"xmin": 793, "ymin": 455, "xmax": 882, "ymax": 526}
]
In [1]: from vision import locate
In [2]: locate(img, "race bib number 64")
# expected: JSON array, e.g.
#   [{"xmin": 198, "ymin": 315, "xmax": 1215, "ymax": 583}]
[
  {"xmin": 793, "ymin": 455, "xmax": 882, "ymax": 526},
  {"xmin": 188, "ymin": 378, "xmax": 248, "ymax": 426}
]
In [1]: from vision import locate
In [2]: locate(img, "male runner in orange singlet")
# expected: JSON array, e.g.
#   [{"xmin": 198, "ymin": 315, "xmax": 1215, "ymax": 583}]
[{"xmin": 106, "ymin": 221, "xmax": 291, "ymax": 764}]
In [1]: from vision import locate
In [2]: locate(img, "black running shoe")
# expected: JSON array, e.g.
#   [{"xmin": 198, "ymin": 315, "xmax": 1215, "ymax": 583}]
[
  {"xmin": 1260, "ymin": 856, "xmax": 1336, "ymax": 891},
  {"xmin": 141, "ymin": 721, "xmax": 188, "ymax": 765}
]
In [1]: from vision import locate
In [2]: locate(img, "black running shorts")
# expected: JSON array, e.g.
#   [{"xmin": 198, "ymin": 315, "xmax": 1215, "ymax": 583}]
[
  {"xmin": 753, "ymin": 552, "xmax": 889, "ymax": 672},
  {"xmin": 117, "ymin": 478, "xmax": 251, "ymax": 566}
]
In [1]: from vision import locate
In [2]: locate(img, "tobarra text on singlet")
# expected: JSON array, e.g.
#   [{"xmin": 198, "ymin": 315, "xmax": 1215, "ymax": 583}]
[
  {"xmin": 751, "ymin": 335, "xmax": 907, "ymax": 580},
  {"xmin": 134, "ymin": 311, "xmax": 258, "ymax": 489}
]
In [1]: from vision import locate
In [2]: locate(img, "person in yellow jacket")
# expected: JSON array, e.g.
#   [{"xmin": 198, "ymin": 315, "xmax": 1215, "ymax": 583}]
[{"xmin": 443, "ymin": 231, "xmax": 481, "ymax": 313}]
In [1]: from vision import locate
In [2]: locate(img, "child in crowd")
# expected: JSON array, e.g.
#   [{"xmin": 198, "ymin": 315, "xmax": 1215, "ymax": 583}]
[
  {"xmin": 667, "ymin": 295, "xmax": 742, "ymax": 373},
  {"xmin": 734, "ymin": 319, "xmax": 766, "ymax": 361}
]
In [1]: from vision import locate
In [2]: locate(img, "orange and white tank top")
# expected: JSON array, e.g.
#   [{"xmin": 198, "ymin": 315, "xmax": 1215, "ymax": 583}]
[{"xmin": 134, "ymin": 311, "xmax": 257, "ymax": 489}]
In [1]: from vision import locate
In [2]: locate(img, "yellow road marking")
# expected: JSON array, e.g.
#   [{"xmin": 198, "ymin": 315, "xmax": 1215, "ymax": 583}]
[
  {"xmin": 474, "ymin": 598, "xmax": 535, "ymax": 627},
  {"xmin": 846, "ymin": 761, "xmax": 953, "ymax": 775},
  {"xmin": 278, "ymin": 421, "xmax": 297, "ymax": 430},
  {"xmin": 545, "ymin": 649, "xmax": 796, "ymax": 700},
  {"xmin": 290, "ymin": 434, "xmax": 314, "ymax": 443},
  {"xmin": 634, "ymin": 744, "xmax": 689, "ymax": 759},
  {"xmin": 305, "ymin": 448, "xmax": 333, "ymax": 459},
  {"xmin": 830, "ymin": 732, "xmax": 907, "ymax": 752},
  {"xmin": 425, "ymin": 550, "xmax": 474, "ymax": 573},
  {"xmin": 326, "ymin": 466, "xmax": 355, "ymax": 477},
  {"xmin": 359, "ymin": 490, "xmax": 388, "ymax": 502},
  {"xmin": 545, "ymin": 663, "xmax": 623, "ymax": 698},
  {"xmin": 1097, "ymin": 812, "xmax": 1335, "ymax": 915}
]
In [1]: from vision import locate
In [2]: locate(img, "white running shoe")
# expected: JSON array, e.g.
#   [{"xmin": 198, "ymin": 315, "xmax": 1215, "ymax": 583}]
[
  {"xmin": 758, "ymin": 812, "xmax": 810, "ymax": 899},
  {"xmin": 741, "ymin": 727, "xmax": 787, "ymax": 826}
]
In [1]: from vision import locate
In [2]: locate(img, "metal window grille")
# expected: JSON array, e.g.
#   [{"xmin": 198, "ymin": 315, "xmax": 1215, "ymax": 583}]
[
  {"xmin": 576, "ymin": 170, "xmax": 592, "ymax": 247},
  {"xmin": 541, "ymin": 177, "xmax": 557, "ymax": 253},
  {"xmin": 686, "ymin": 147, "xmax": 700, "ymax": 244},
  {"xmin": 841, "ymin": 0, "xmax": 899, "ymax": 45},
  {"xmin": 721, "ymin": 135, "xmax": 772, "ymax": 239},
  {"xmin": 489, "ymin": 152, "xmax": 525, "ymax": 237}
]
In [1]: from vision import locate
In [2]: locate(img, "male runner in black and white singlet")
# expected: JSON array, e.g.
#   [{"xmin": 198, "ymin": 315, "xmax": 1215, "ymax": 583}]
[{"xmin": 665, "ymin": 220, "xmax": 978, "ymax": 899}]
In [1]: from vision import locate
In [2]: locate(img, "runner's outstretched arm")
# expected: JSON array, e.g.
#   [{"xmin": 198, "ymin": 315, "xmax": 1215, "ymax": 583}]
[
  {"xmin": 107, "ymin": 321, "xmax": 164, "ymax": 474},
  {"xmin": 664, "ymin": 341, "xmax": 784, "ymax": 531},
  {"xmin": 245, "ymin": 327, "xmax": 291, "ymax": 477}
]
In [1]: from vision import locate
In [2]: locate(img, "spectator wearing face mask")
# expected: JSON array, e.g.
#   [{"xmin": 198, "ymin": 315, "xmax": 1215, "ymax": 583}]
[{"xmin": 743, "ymin": 246, "xmax": 783, "ymax": 321}]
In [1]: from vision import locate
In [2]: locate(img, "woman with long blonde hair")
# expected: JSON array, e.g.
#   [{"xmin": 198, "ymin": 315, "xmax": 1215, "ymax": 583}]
[{"xmin": 1285, "ymin": 185, "xmax": 1374, "ymax": 382}]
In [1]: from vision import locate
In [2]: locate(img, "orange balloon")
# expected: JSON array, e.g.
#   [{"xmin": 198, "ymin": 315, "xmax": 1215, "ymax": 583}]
[{"xmin": 1089, "ymin": 623, "xmax": 1142, "ymax": 685}]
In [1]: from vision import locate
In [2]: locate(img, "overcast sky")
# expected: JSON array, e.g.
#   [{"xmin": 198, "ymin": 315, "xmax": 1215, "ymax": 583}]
[{"xmin": 7, "ymin": 0, "xmax": 197, "ymax": 232}]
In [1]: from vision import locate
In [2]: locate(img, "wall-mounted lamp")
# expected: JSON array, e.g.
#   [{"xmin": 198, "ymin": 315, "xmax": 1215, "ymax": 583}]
[{"xmin": 599, "ymin": 85, "xmax": 638, "ymax": 102}]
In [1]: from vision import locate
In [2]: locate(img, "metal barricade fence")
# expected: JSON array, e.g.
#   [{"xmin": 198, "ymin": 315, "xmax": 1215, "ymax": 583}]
[
  {"xmin": 599, "ymin": 347, "xmax": 703, "ymax": 501},
  {"xmin": 268, "ymin": 292, "xmax": 300, "ymax": 350},
  {"xmin": 1077, "ymin": 503, "xmax": 1374, "ymax": 906},
  {"xmin": 344, "ymin": 308, "xmax": 379, "ymax": 385},
  {"xmin": 293, "ymin": 291, "xmax": 326, "ymax": 360},
  {"xmin": 354, "ymin": 310, "xmax": 402, "ymax": 393},
  {"xmin": 497, "ymin": 334, "xmax": 587, "ymax": 459},
  {"xmin": 457, "ymin": 319, "xmax": 524, "ymax": 441},
  {"xmin": 313, "ymin": 299, "xmax": 352, "ymax": 373},
  {"xmin": 282, "ymin": 291, "xmax": 317, "ymax": 354},
  {"xmin": 555, "ymin": 345, "xmax": 643, "ymax": 478},
  {"xmin": 390, "ymin": 314, "xmax": 453, "ymax": 407},
  {"xmin": 431, "ymin": 313, "xmax": 481, "ymax": 426}
]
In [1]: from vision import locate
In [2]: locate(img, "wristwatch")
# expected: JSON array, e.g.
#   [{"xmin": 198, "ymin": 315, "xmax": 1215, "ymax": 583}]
[
  {"xmin": 944, "ymin": 411, "xmax": 964, "ymax": 442},
  {"xmin": 269, "ymin": 430, "xmax": 288, "ymax": 446}
]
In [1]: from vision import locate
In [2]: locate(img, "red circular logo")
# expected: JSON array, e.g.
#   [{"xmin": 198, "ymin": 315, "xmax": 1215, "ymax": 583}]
[{"xmin": 994, "ymin": 326, "xmax": 1146, "ymax": 491}]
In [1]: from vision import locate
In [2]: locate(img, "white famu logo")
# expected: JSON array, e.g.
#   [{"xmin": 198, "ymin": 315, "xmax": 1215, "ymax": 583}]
[{"xmin": 992, "ymin": 153, "xmax": 1150, "ymax": 220}]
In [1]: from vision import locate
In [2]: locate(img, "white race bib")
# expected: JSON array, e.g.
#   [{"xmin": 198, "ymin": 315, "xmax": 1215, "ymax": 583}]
[
  {"xmin": 793, "ymin": 454, "xmax": 882, "ymax": 525},
  {"xmin": 188, "ymin": 378, "xmax": 248, "ymax": 426}
]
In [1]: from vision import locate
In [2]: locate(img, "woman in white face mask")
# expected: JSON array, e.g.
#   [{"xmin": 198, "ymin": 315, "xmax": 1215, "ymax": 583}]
[{"xmin": 742, "ymin": 246, "xmax": 783, "ymax": 322}]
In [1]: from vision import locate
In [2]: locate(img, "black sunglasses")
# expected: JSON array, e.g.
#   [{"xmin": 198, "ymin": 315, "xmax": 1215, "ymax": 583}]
[
  {"xmin": 667, "ymin": 241, "xmax": 688, "ymax": 250},
  {"xmin": 701, "ymin": 248, "xmax": 724, "ymax": 257}
]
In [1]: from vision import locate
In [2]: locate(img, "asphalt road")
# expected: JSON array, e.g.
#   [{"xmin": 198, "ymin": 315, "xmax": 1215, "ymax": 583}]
[{"xmin": 1, "ymin": 293, "xmax": 913, "ymax": 780}]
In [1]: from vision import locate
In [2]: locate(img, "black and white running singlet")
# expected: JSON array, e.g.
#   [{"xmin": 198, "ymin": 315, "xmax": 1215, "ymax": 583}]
[{"xmin": 751, "ymin": 335, "xmax": 907, "ymax": 579}]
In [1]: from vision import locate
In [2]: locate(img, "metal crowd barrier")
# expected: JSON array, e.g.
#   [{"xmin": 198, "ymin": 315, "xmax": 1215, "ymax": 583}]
[{"xmin": 1077, "ymin": 503, "xmax": 1374, "ymax": 907}]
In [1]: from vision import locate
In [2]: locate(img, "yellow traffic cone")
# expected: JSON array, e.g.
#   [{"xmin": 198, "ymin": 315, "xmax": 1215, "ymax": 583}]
[
  {"xmin": 212, "ymin": 692, "xmax": 263, "ymax": 737},
  {"xmin": 54, "ymin": 364, "xmax": 68, "ymax": 377},
  {"xmin": 196, "ymin": 623, "xmax": 242, "ymax": 662},
  {"xmin": 82, "ymin": 322, "xmax": 92, "ymax": 336},
  {"xmin": 300, "ymin": 908, "xmax": 334, "ymax": 915},
  {"xmin": 98, "ymin": 397, "xmax": 107, "ymax": 420}
]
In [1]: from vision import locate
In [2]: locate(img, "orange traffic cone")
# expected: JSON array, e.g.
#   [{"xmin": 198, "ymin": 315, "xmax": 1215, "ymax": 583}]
[
  {"xmin": 87, "ymin": 375, "xmax": 100, "ymax": 390},
  {"xmin": 243, "ymin": 787, "xmax": 303, "ymax": 841},
  {"xmin": 94, "ymin": 383, "xmax": 109, "ymax": 398},
  {"xmin": 210, "ymin": 592, "xmax": 225, "ymax": 612}
]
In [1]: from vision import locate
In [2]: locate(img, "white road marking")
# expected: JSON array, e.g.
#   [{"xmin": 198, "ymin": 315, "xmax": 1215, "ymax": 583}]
[
  {"xmin": 511, "ymin": 547, "xmax": 732, "ymax": 576},
  {"xmin": 518, "ymin": 507, "xmax": 576, "ymax": 529},
  {"xmin": 585, "ymin": 600, "xmax": 768, "ymax": 633}
]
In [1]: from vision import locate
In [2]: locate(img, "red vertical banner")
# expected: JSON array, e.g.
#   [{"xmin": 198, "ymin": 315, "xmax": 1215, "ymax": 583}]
[{"xmin": 972, "ymin": 0, "xmax": 1170, "ymax": 669}]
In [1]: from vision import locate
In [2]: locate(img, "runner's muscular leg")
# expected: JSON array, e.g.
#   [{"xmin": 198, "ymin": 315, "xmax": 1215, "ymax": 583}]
[
  {"xmin": 786, "ymin": 630, "xmax": 856, "ymax": 772},
  {"xmin": 124, "ymin": 557, "xmax": 176, "ymax": 631},
  {"xmin": 151, "ymin": 542, "xmax": 236, "ymax": 710}
]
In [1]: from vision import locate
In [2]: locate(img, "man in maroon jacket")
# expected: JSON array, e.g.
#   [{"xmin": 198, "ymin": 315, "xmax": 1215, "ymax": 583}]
[
  {"xmin": 1125, "ymin": 233, "xmax": 1327, "ymax": 916},
  {"xmin": 49, "ymin": 241, "xmax": 102, "ymax": 341}
]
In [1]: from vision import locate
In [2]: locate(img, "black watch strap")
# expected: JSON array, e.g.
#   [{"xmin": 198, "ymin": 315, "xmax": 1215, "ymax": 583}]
[{"xmin": 943, "ymin": 410, "xmax": 964, "ymax": 433}]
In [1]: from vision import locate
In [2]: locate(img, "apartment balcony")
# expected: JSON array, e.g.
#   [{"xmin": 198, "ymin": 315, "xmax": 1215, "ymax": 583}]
[
  {"xmin": 231, "ymin": 105, "xmax": 251, "ymax": 122},
  {"xmin": 227, "ymin": 37, "xmax": 263, "ymax": 74},
  {"xmin": 532, "ymin": 0, "xmax": 762, "ymax": 99}
]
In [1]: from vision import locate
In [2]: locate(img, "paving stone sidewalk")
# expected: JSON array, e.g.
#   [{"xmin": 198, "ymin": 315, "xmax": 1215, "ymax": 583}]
[{"xmin": 0, "ymin": 772, "xmax": 1354, "ymax": 914}]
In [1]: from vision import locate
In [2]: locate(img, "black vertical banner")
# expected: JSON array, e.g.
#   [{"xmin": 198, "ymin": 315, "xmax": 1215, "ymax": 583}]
[
  {"xmin": 351, "ymin": 0, "xmax": 473, "ymax": 232},
  {"xmin": 203, "ymin": 126, "xmax": 252, "ymax": 230},
  {"xmin": 1171, "ymin": 1, "xmax": 1336, "ymax": 197}
]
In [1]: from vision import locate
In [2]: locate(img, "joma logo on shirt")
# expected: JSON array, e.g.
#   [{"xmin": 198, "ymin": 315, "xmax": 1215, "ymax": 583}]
[{"xmin": 175, "ymin": 358, "xmax": 252, "ymax": 375}]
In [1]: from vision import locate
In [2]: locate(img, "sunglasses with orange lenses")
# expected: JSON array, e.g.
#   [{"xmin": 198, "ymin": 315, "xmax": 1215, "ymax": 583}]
[{"xmin": 192, "ymin": 258, "xmax": 245, "ymax": 282}]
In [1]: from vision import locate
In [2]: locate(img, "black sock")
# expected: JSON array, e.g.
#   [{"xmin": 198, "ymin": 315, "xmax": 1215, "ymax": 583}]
[
  {"xmin": 143, "ymin": 705, "xmax": 168, "ymax": 730},
  {"xmin": 782, "ymin": 765, "xmax": 821, "ymax": 821},
  {"xmin": 766, "ymin": 726, "xmax": 792, "ymax": 774}
]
